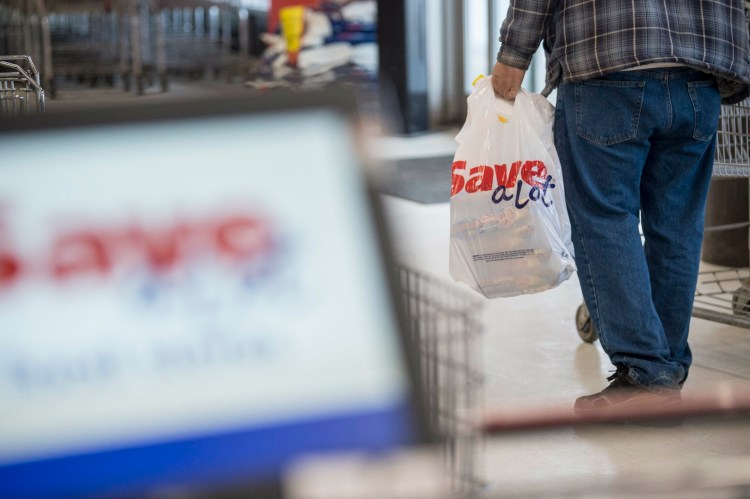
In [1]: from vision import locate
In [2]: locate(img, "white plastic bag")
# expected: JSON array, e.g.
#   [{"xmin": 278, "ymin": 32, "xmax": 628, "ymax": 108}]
[{"xmin": 449, "ymin": 76, "xmax": 576, "ymax": 298}]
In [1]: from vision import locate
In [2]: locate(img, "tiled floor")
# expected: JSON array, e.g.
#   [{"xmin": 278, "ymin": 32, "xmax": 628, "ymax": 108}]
[{"xmin": 375, "ymin": 133, "xmax": 750, "ymax": 498}]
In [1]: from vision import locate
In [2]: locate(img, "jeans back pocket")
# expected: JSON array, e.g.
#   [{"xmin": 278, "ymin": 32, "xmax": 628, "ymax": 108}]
[
  {"xmin": 687, "ymin": 80, "xmax": 721, "ymax": 142},
  {"xmin": 575, "ymin": 80, "xmax": 646, "ymax": 146}
]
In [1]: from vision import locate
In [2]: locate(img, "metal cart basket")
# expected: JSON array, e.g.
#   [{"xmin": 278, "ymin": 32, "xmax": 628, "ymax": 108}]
[
  {"xmin": 693, "ymin": 98, "xmax": 750, "ymax": 328},
  {"xmin": 0, "ymin": 55, "xmax": 45, "ymax": 118},
  {"xmin": 397, "ymin": 265, "xmax": 484, "ymax": 498}
]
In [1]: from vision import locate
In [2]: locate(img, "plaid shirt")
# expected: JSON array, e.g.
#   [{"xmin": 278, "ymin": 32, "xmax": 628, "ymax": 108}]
[{"xmin": 497, "ymin": 0, "xmax": 750, "ymax": 103}]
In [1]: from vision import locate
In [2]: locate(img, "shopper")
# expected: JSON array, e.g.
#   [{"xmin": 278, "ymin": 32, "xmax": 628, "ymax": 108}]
[{"xmin": 491, "ymin": 1, "xmax": 750, "ymax": 414}]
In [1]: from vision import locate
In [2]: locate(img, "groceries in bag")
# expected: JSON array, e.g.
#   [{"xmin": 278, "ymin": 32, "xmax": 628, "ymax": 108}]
[{"xmin": 449, "ymin": 76, "xmax": 576, "ymax": 298}]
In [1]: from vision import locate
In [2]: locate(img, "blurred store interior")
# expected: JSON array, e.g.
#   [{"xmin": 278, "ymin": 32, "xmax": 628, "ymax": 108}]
[{"xmin": 1, "ymin": 1, "xmax": 750, "ymax": 498}]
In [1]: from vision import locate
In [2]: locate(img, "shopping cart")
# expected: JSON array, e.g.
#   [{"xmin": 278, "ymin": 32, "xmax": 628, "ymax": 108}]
[
  {"xmin": 151, "ymin": 2, "xmax": 249, "ymax": 92},
  {"xmin": 692, "ymin": 98, "xmax": 750, "ymax": 328},
  {"xmin": 397, "ymin": 265, "xmax": 484, "ymax": 497},
  {"xmin": 575, "ymin": 97, "xmax": 750, "ymax": 342},
  {"xmin": 0, "ymin": 55, "xmax": 45, "ymax": 118},
  {"xmin": 2, "ymin": 0, "xmax": 253, "ymax": 97}
]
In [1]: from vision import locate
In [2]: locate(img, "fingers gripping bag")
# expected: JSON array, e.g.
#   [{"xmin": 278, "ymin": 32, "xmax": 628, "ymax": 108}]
[{"xmin": 449, "ymin": 76, "xmax": 576, "ymax": 298}]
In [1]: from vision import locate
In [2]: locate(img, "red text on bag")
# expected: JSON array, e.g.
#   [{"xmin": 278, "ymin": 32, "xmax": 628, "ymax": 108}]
[{"xmin": 451, "ymin": 160, "xmax": 548, "ymax": 197}]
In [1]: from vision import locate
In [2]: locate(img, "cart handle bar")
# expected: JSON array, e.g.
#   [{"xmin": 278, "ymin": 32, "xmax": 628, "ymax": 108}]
[{"xmin": 0, "ymin": 61, "xmax": 45, "ymax": 97}]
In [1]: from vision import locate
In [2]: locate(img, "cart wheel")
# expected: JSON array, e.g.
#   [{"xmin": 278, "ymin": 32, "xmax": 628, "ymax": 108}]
[
  {"xmin": 135, "ymin": 75, "xmax": 145, "ymax": 96},
  {"xmin": 731, "ymin": 287, "xmax": 750, "ymax": 317},
  {"xmin": 575, "ymin": 303, "xmax": 598, "ymax": 343}
]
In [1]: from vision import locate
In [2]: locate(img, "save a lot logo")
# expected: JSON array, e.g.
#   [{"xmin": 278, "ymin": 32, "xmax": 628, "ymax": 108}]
[
  {"xmin": 0, "ymin": 209, "xmax": 289, "ymax": 395},
  {"xmin": 0, "ymin": 211, "xmax": 277, "ymax": 291},
  {"xmin": 451, "ymin": 160, "xmax": 556, "ymax": 209}
]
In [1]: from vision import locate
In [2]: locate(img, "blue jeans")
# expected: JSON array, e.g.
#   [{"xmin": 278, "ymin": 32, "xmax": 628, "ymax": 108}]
[{"xmin": 555, "ymin": 68, "xmax": 721, "ymax": 390}]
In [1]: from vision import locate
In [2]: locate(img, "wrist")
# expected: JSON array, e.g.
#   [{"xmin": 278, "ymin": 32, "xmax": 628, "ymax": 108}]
[{"xmin": 496, "ymin": 45, "xmax": 532, "ymax": 71}]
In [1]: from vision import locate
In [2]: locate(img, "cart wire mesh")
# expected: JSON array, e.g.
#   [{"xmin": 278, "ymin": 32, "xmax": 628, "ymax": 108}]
[
  {"xmin": 714, "ymin": 97, "xmax": 750, "ymax": 177},
  {"xmin": 0, "ymin": 55, "xmax": 45, "ymax": 118},
  {"xmin": 692, "ymin": 97, "xmax": 750, "ymax": 328},
  {"xmin": 693, "ymin": 268, "xmax": 750, "ymax": 328},
  {"xmin": 397, "ymin": 265, "xmax": 484, "ymax": 498}
]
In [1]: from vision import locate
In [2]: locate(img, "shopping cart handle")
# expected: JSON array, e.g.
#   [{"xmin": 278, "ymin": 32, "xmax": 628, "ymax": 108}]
[
  {"xmin": 0, "ymin": 61, "xmax": 44, "ymax": 95},
  {"xmin": 480, "ymin": 382, "xmax": 750, "ymax": 433}
]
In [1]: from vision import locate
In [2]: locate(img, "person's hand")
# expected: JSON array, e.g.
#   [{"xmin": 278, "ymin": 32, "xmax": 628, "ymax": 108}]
[{"xmin": 491, "ymin": 61, "xmax": 525, "ymax": 100}]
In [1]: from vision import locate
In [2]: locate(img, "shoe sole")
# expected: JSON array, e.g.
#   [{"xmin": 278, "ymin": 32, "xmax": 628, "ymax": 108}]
[{"xmin": 574, "ymin": 393, "xmax": 683, "ymax": 421}]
